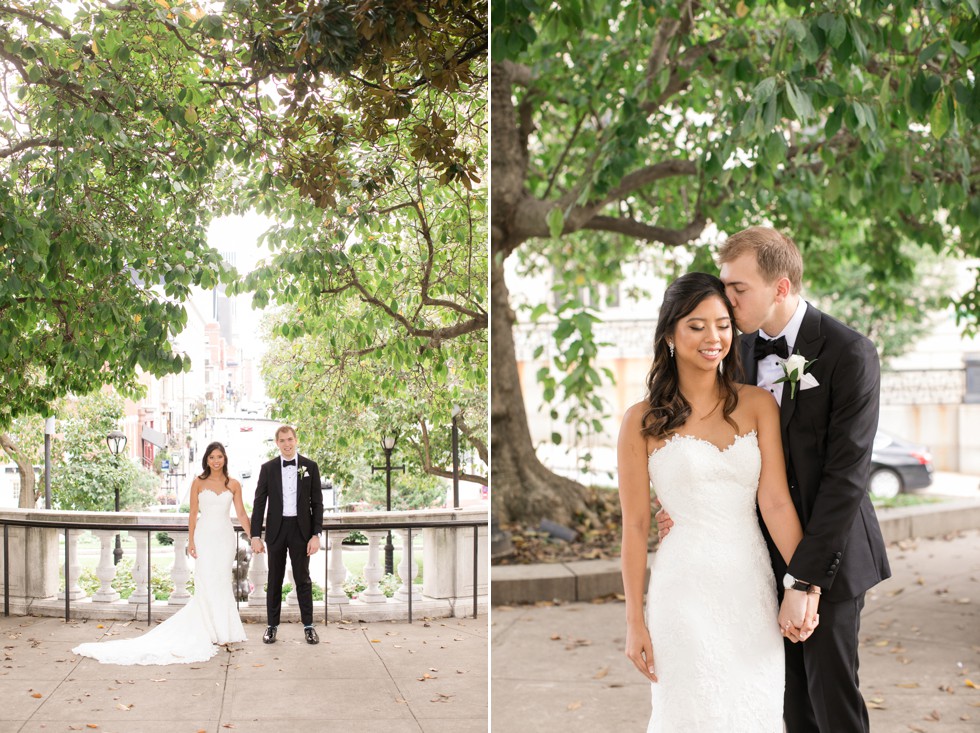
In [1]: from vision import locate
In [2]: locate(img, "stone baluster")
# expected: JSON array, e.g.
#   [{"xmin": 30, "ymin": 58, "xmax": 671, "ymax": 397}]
[
  {"xmin": 129, "ymin": 532, "xmax": 149, "ymax": 605},
  {"xmin": 168, "ymin": 532, "xmax": 192, "ymax": 605},
  {"xmin": 59, "ymin": 530, "xmax": 86, "ymax": 601},
  {"xmin": 248, "ymin": 547, "xmax": 268, "ymax": 607},
  {"xmin": 327, "ymin": 533, "xmax": 349, "ymax": 605},
  {"xmin": 91, "ymin": 530, "xmax": 120, "ymax": 602},
  {"xmin": 394, "ymin": 528, "xmax": 422, "ymax": 603},
  {"xmin": 360, "ymin": 530, "xmax": 387, "ymax": 603}
]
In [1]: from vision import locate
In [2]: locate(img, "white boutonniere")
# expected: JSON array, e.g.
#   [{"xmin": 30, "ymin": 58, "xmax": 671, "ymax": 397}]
[
  {"xmin": 297, "ymin": 465, "xmax": 309, "ymax": 480},
  {"xmin": 774, "ymin": 353, "xmax": 819, "ymax": 399}
]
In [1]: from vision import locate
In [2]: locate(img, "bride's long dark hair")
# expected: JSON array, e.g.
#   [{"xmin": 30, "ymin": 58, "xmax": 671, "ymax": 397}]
[
  {"xmin": 641, "ymin": 272, "xmax": 744, "ymax": 440},
  {"xmin": 199, "ymin": 442, "xmax": 231, "ymax": 489}
]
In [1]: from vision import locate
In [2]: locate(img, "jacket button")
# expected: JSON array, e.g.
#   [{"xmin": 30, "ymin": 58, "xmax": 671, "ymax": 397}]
[
  {"xmin": 835, "ymin": 552, "xmax": 842, "ymax": 558},
  {"xmin": 826, "ymin": 570, "xmax": 834, "ymax": 576},
  {"xmin": 832, "ymin": 559, "xmax": 840, "ymax": 567}
]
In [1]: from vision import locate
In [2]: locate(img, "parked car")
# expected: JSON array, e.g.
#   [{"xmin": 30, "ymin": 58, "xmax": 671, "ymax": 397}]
[
  {"xmin": 868, "ymin": 431, "xmax": 933, "ymax": 499},
  {"xmin": 240, "ymin": 425, "xmax": 253, "ymax": 432}
]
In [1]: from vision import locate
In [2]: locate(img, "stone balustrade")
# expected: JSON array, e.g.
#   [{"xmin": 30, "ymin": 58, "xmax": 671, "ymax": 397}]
[{"xmin": 0, "ymin": 507, "xmax": 488, "ymax": 623}]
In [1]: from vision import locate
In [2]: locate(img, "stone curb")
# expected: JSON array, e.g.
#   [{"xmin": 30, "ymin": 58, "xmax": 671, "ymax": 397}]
[{"xmin": 490, "ymin": 497, "xmax": 980, "ymax": 605}]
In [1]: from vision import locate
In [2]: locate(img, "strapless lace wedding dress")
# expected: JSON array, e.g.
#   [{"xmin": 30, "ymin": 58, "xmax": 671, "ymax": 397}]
[
  {"xmin": 646, "ymin": 431, "xmax": 783, "ymax": 732},
  {"xmin": 73, "ymin": 489, "xmax": 246, "ymax": 665}
]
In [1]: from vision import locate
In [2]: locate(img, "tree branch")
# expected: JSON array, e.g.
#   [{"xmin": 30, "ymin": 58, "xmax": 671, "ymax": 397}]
[
  {"xmin": 0, "ymin": 137, "xmax": 61, "ymax": 159},
  {"xmin": 582, "ymin": 214, "xmax": 707, "ymax": 246}
]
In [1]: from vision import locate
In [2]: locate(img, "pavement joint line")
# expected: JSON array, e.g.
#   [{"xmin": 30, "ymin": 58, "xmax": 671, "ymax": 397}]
[
  {"xmin": 215, "ymin": 644, "xmax": 235, "ymax": 733},
  {"xmin": 361, "ymin": 623, "xmax": 424, "ymax": 730},
  {"xmin": 20, "ymin": 621, "xmax": 76, "ymax": 729}
]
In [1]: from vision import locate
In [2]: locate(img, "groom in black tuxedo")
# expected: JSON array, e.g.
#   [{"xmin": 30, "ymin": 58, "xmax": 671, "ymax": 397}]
[
  {"xmin": 659, "ymin": 227, "xmax": 890, "ymax": 732},
  {"xmin": 251, "ymin": 425, "xmax": 324, "ymax": 645}
]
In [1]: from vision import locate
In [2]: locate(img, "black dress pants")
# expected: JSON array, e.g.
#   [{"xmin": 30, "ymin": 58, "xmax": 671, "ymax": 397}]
[
  {"xmin": 783, "ymin": 592, "xmax": 870, "ymax": 733},
  {"xmin": 265, "ymin": 517, "xmax": 313, "ymax": 627}
]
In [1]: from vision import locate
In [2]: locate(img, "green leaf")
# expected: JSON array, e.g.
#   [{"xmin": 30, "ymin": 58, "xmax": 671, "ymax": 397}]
[
  {"xmin": 785, "ymin": 82, "xmax": 815, "ymax": 121},
  {"xmin": 546, "ymin": 206, "xmax": 564, "ymax": 239},
  {"xmin": 930, "ymin": 89, "xmax": 950, "ymax": 139}
]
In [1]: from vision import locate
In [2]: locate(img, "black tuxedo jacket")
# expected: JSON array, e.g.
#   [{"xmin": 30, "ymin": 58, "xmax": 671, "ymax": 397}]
[
  {"xmin": 741, "ymin": 303, "xmax": 891, "ymax": 602},
  {"xmin": 250, "ymin": 454, "xmax": 324, "ymax": 544}
]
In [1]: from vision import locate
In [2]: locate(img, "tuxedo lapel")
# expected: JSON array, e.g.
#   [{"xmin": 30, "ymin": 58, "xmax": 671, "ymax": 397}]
[
  {"xmin": 271, "ymin": 458, "xmax": 284, "ymax": 516},
  {"xmin": 740, "ymin": 333, "xmax": 758, "ymax": 385},
  {"xmin": 780, "ymin": 302, "xmax": 827, "ymax": 433}
]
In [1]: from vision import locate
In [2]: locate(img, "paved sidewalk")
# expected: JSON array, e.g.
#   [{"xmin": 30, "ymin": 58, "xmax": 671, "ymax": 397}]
[
  {"xmin": 0, "ymin": 615, "xmax": 487, "ymax": 733},
  {"xmin": 491, "ymin": 530, "xmax": 980, "ymax": 732}
]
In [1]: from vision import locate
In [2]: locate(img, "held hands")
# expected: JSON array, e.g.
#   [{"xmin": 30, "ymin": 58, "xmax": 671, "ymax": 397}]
[
  {"xmin": 655, "ymin": 503, "xmax": 673, "ymax": 542},
  {"xmin": 625, "ymin": 621, "xmax": 659, "ymax": 683},
  {"xmin": 778, "ymin": 589, "xmax": 820, "ymax": 643},
  {"xmin": 250, "ymin": 537, "xmax": 265, "ymax": 554},
  {"xmin": 307, "ymin": 534, "xmax": 321, "ymax": 557}
]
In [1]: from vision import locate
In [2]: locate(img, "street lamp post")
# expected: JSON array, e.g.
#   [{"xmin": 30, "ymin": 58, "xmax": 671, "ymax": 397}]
[
  {"xmin": 371, "ymin": 435, "xmax": 405, "ymax": 575},
  {"xmin": 451, "ymin": 406, "xmax": 461, "ymax": 509},
  {"xmin": 106, "ymin": 430, "xmax": 128, "ymax": 565}
]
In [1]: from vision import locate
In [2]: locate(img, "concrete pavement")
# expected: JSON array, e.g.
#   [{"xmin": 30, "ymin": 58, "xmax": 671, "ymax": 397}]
[
  {"xmin": 492, "ymin": 471, "xmax": 980, "ymax": 604},
  {"xmin": 0, "ymin": 614, "xmax": 487, "ymax": 733},
  {"xmin": 491, "ymin": 530, "xmax": 980, "ymax": 733}
]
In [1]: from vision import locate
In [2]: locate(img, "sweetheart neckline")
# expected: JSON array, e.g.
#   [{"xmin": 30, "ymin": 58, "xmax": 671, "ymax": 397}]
[
  {"xmin": 199, "ymin": 487, "xmax": 233, "ymax": 497},
  {"xmin": 648, "ymin": 430, "xmax": 758, "ymax": 461}
]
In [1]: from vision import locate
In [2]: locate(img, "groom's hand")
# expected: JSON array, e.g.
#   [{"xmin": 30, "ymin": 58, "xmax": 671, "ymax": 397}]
[
  {"xmin": 306, "ymin": 534, "xmax": 321, "ymax": 557},
  {"xmin": 778, "ymin": 590, "xmax": 808, "ymax": 642},
  {"xmin": 250, "ymin": 537, "xmax": 265, "ymax": 554},
  {"xmin": 654, "ymin": 504, "xmax": 673, "ymax": 541}
]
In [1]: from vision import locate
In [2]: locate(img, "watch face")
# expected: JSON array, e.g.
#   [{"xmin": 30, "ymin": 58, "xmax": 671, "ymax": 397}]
[{"xmin": 782, "ymin": 573, "xmax": 794, "ymax": 589}]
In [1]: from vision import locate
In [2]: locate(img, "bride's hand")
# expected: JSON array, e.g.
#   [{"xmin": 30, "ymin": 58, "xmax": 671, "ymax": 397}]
[
  {"xmin": 654, "ymin": 504, "xmax": 673, "ymax": 542},
  {"xmin": 188, "ymin": 542, "xmax": 197, "ymax": 559},
  {"xmin": 625, "ymin": 622, "xmax": 659, "ymax": 682}
]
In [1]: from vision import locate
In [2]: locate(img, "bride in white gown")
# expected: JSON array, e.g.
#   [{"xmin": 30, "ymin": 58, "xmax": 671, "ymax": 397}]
[
  {"xmin": 73, "ymin": 442, "xmax": 251, "ymax": 665},
  {"xmin": 618, "ymin": 273, "xmax": 816, "ymax": 732}
]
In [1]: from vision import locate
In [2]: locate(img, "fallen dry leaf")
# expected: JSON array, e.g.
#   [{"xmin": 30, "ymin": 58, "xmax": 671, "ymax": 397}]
[
  {"xmin": 896, "ymin": 682, "xmax": 919, "ymax": 688},
  {"xmin": 926, "ymin": 710, "xmax": 941, "ymax": 721},
  {"xmin": 116, "ymin": 703, "xmax": 132, "ymax": 711},
  {"xmin": 568, "ymin": 701, "xmax": 582, "ymax": 711},
  {"xmin": 550, "ymin": 633, "xmax": 561, "ymax": 641},
  {"xmin": 30, "ymin": 692, "xmax": 42, "ymax": 698},
  {"xmin": 593, "ymin": 665, "xmax": 610, "ymax": 680},
  {"xmin": 966, "ymin": 679, "xmax": 978, "ymax": 689},
  {"xmin": 430, "ymin": 693, "xmax": 453, "ymax": 703},
  {"xmin": 86, "ymin": 726, "xmax": 98, "ymax": 730}
]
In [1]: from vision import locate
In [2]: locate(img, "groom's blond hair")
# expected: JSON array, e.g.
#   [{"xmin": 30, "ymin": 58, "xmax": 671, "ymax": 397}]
[
  {"xmin": 718, "ymin": 226, "xmax": 804, "ymax": 294},
  {"xmin": 275, "ymin": 425, "xmax": 297, "ymax": 440}
]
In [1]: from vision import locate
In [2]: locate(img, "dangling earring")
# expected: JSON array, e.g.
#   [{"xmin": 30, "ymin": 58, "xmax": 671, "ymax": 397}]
[
  {"xmin": 718, "ymin": 359, "xmax": 724, "ymax": 375},
  {"xmin": 668, "ymin": 341, "xmax": 675, "ymax": 358}
]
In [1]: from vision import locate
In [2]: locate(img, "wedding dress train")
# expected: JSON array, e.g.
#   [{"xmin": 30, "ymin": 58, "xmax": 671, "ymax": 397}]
[
  {"xmin": 73, "ymin": 489, "xmax": 246, "ymax": 665},
  {"xmin": 646, "ymin": 432, "xmax": 783, "ymax": 732}
]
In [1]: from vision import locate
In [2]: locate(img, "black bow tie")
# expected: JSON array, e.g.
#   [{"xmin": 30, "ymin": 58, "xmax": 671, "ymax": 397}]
[
  {"xmin": 754, "ymin": 335, "xmax": 789, "ymax": 360},
  {"xmin": 282, "ymin": 459, "xmax": 296, "ymax": 467}
]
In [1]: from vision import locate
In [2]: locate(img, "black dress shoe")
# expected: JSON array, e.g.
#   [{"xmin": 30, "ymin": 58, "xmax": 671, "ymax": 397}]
[
  {"xmin": 304, "ymin": 626, "xmax": 319, "ymax": 645},
  {"xmin": 262, "ymin": 626, "xmax": 277, "ymax": 644}
]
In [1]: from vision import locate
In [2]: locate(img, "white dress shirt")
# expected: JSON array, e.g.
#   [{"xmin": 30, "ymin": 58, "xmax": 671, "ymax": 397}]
[
  {"xmin": 280, "ymin": 455, "xmax": 298, "ymax": 517},
  {"xmin": 756, "ymin": 298, "xmax": 808, "ymax": 406}
]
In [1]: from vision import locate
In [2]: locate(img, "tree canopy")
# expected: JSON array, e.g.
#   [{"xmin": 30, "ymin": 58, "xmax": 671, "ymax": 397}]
[
  {"xmin": 1, "ymin": 0, "xmax": 487, "ymax": 482},
  {"xmin": 491, "ymin": 0, "xmax": 980, "ymax": 523}
]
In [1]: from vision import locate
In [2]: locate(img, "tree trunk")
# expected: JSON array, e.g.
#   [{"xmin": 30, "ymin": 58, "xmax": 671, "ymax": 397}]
[
  {"xmin": 490, "ymin": 258, "xmax": 591, "ymax": 526},
  {"xmin": 0, "ymin": 433, "xmax": 37, "ymax": 508}
]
